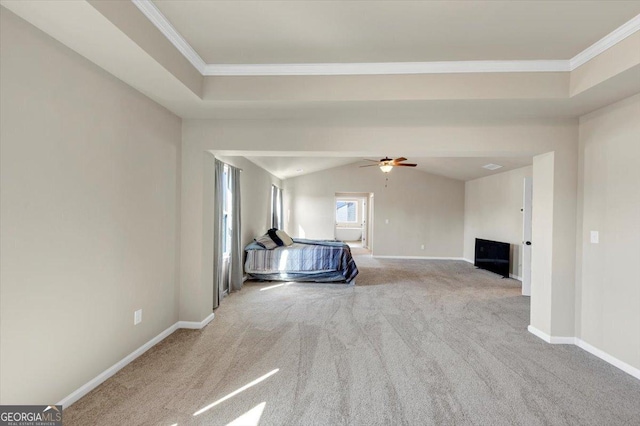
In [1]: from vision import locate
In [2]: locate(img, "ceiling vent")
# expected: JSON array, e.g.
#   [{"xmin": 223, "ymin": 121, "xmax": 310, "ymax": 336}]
[{"xmin": 482, "ymin": 163, "xmax": 503, "ymax": 171}]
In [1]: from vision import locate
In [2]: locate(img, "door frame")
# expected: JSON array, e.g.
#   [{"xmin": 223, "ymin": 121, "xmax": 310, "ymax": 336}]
[{"xmin": 522, "ymin": 176, "xmax": 533, "ymax": 296}]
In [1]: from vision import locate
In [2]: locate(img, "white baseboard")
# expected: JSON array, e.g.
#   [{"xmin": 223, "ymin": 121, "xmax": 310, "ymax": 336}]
[
  {"xmin": 177, "ymin": 312, "xmax": 215, "ymax": 330},
  {"xmin": 58, "ymin": 312, "xmax": 215, "ymax": 408},
  {"xmin": 527, "ymin": 325, "xmax": 576, "ymax": 344},
  {"xmin": 528, "ymin": 325, "xmax": 640, "ymax": 380},
  {"xmin": 373, "ymin": 255, "xmax": 465, "ymax": 260},
  {"xmin": 463, "ymin": 258, "xmax": 474, "ymax": 264},
  {"xmin": 528, "ymin": 325, "xmax": 553, "ymax": 343},
  {"xmin": 576, "ymin": 339, "xmax": 640, "ymax": 380}
]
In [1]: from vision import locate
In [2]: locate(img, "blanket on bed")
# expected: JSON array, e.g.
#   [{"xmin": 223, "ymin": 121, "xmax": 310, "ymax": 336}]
[{"xmin": 244, "ymin": 238, "xmax": 359, "ymax": 283}]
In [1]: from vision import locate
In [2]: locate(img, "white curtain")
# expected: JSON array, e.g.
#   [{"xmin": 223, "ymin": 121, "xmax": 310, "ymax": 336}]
[
  {"xmin": 228, "ymin": 165, "xmax": 243, "ymax": 292},
  {"xmin": 271, "ymin": 185, "xmax": 283, "ymax": 229},
  {"xmin": 212, "ymin": 159, "xmax": 225, "ymax": 309},
  {"xmin": 213, "ymin": 160, "xmax": 243, "ymax": 308}
]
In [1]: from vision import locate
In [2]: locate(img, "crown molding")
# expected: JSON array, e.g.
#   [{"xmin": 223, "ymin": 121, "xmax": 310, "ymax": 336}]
[
  {"xmin": 132, "ymin": 0, "xmax": 639, "ymax": 77},
  {"xmin": 131, "ymin": 0, "xmax": 206, "ymax": 74},
  {"xmin": 203, "ymin": 60, "xmax": 570, "ymax": 76},
  {"xmin": 569, "ymin": 13, "xmax": 640, "ymax": 70}
]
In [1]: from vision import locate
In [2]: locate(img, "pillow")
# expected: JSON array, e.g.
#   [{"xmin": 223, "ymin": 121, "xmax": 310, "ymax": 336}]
[
  {"xmin": 267, "ymin": 228, "xmax": 284, "ymax": 246},
  {"xmin": 275, "ymin": 229, "xmax": 293, "ymax": 246},
  {"xmin": 255, "ymin": 234, "xmax": 278, "ymax": 249}
]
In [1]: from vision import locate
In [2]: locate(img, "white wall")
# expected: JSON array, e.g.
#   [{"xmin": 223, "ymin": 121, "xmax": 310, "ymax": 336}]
[
  {"xmin": 284, "ymin": 163, "xmax": 465, "ymax": 257},
  {"xmin": 464, "ymin": 166, "xmax": 533, "ymax": 278},
  {"xmin": 0, "ymin": 9, "xmax": 182, "ymax": 404},
  {"xmin": 576, "ymin": 93, "xmax": 640, "ymax": 370}
]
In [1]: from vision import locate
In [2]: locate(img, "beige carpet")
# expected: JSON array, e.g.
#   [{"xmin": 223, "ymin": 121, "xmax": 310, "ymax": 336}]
[{"xmin": 65, "ymin": 250, "xmax": 640, "ymax": 425}]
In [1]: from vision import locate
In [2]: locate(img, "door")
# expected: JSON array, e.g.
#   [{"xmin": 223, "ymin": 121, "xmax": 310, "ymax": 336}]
[{"xmin": 522, "ymin": 177, "xmax": 533, "ymax": 296}]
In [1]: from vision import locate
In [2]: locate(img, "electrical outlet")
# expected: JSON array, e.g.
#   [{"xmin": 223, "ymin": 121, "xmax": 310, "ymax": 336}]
[
  {"xmin": 134, "ymin": 309, "xmax": 142, "ymax": 325},
  {"xmin": 421, "ymin": 244, "xmax": 425, "ymax": 250},
  {"xmin": 590, "ymin": 231, "xmax": 599, "ymax": 244},
  {"xmin": 385, "ymin": 219, "xmax": 389, "ymax": 224}
]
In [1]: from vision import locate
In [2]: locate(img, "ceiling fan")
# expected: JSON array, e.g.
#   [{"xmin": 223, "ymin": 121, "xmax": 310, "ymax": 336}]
[{"xmin": 360, "ymin": 157, "xmax": 417, "ymax": 173}]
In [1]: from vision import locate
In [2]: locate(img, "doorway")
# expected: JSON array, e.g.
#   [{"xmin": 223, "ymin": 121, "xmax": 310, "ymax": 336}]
[{"xmin": 334, "ymin": 192, "xmax": 373, "ymax": 250}]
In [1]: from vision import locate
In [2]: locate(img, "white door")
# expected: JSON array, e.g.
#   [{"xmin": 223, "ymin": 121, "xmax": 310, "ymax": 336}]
[{"xmin": 522, "ymin": 177, "xmax": 533, "ymax": 296}]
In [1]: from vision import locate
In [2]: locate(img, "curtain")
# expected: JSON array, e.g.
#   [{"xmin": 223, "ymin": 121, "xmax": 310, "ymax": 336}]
[
  {"xmin": 212, "ymin": 159, "xmax": 225, "ymax": 309},
  {"xmin": 228, "ymin": 165, "xmax": 243, "ymax": 292},
  {"xmin": 271, "ymin": 185, "xmax": 283, "ymax": 230}
]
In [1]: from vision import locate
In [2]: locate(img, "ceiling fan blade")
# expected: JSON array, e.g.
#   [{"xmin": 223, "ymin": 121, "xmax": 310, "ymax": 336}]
[
  {"xmin": 393, "ymin": 157, "xmax": 407, "ymax": 163},
  {"xmin": 395, "ymin": 163, "xmax": 417, "ymax": 167},
  {"xmin": 359, "ymin": 164, "xmax": 380, "ymax": 168}
]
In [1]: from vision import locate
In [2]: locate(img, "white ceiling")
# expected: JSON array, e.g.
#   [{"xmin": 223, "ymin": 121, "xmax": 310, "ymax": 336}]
[
  {"xmin": 244, "ymin": 156, "xmax": 532, "ymax": 181},
  {"xmin": 245, "ymin": 156, "xmax": 359, "ymax": 179},
  {"xmin": 153, "ymin": 1, "xmax": 640, "ymax": 64}
]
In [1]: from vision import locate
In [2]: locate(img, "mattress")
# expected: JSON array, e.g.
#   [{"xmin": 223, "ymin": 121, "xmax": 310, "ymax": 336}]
[{"xmin": 244, "ymin": 238, "xmax": 359, "ymax": 283}]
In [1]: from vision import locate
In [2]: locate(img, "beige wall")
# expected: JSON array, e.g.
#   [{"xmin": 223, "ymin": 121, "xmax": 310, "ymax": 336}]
[
  {"xmin": 530, "ymin": 153, "xmax": 555, "ymax": 335},
  {"xmin": 529, "ymin": 145, "xmax": 579, "ymax": 338},
  {"xmin": 576, "ymin": 93, "xmax": 640, "ymax": 370},
  {"xmin": 464, "ymin": 166, "xmax": 533, "ymax": 277},
  {"xmin": 284, "ymin": 164, "xmax": 465, "ymax": 257},
  {"xmin": 0, "ymin": 9, "xmax": 181, "ymax": 405}
]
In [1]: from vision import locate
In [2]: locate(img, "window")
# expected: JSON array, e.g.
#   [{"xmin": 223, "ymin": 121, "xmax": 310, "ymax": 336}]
[
  {"xmin": 222, "ymin": 164, "xmax": 233, "ymax": 256},
  {"xmin": 336, "ymin": 200, "xmax": 358, "ymax": 223},
  {"xmin": 271, "ymin": 185, "xmax": 283, "ymax": 230}
]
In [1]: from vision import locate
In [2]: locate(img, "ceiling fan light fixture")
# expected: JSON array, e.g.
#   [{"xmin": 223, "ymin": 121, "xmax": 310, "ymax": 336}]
[{"xmin": 379, "ymin": 164, "xmax": 393, "ymax": 173}]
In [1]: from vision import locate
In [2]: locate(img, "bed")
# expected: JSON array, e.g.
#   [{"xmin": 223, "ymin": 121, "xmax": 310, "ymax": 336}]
[{"xmin": 244, "ymin": 238, "xmax": 359, "ymax": 283}]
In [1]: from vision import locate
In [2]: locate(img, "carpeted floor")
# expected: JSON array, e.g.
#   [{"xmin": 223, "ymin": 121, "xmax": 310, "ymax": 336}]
[{"xmin": 64, "ymin": 250, "xmax": 640, "ymax": 425}]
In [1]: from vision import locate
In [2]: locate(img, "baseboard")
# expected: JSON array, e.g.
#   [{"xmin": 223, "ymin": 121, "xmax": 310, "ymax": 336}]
[
  {"xmin": 528, "ymin": 325, "xmax": 640, "ymax": 380},
  {"xmin": 58, "ymin": 313, "xmax": 215, "ymax": 408},
  {"xmin": 373, "ymin": 255, "xmax": 465, "ymax": 260},
  {"xmin": 527, "ymin": 325, "xmax": 575, "ymax": 344},
  {"xmin": 463, "ymin": 258, "xmax": 474, "ymax": 264},
  {"xmin": 177, "ymin": 312, "xmax": 215, "ymax": 330},
  {"xmin": 527, "ymin": 325, "xmax": 552, "ymax": 343},
  {"xmin": 576, "ymin": 339, "xmax": 640, "ymax": 380},
  {"xmin": 56, "ymin": 322, "xmax": 178, "ymax": 408}
]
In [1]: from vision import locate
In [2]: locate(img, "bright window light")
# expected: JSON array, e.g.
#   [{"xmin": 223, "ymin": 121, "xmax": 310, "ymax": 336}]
[
  {"xmin": 193, "ymin": 369, "xmax": 279, "ymax": 417},
  {"xmin": 226, "ymin": 402, "xmax": 266, "ymax": 426},
  {"xmin": 336, "ymin": 200, "xmax": 358, "ymax": 223},
  {"xmin": 260, "ymin": 283, "xmax": 287, "ymax": 291},
  {"xmin": 278, "ymin": 250, "xmax": 289, "ymax": 271}
]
